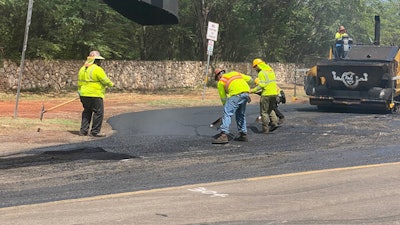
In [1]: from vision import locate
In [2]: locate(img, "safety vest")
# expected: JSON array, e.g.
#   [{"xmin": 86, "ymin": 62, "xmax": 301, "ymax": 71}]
[
  {"xmin": 335, "ymin": 32, "xmax": 348, "ymax": 40},
  {"xmin": 251, "ymin": 63, "xmax": 278, "ymax": 96},
  {"xmin": 217, "ymin": 71, "xmax": 251, "ymax": 104},
  {"xmin": 78, "ymin": 64, "xmax": 114, "ymax": 99}
]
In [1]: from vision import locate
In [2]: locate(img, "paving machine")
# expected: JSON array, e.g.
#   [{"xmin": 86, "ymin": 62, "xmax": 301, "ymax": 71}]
[{"xmin": 304, "ymin": 16, "xmax": 400, "ymax": 112}]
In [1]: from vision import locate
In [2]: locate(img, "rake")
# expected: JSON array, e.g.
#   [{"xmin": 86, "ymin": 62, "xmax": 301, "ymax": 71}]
[{"xmin": 40, "ymin": 97, "xmax": 79, "ymax": 121}]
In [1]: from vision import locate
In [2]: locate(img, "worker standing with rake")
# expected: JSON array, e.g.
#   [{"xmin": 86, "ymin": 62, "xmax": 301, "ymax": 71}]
[{"xmin": 78, "ymin": 50, "xmax": 114, "ymax": 137}]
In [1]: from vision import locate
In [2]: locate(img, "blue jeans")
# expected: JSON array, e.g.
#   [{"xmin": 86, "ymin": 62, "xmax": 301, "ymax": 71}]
[{"xmin": 220, "ymin": 93, "xmax": 249, "ymax": 134}]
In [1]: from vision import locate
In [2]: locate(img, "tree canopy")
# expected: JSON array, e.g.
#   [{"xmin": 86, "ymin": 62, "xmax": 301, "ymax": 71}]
[{"xmin": 0, "ymin": 0, "xmax": 398, "ymax": 65}]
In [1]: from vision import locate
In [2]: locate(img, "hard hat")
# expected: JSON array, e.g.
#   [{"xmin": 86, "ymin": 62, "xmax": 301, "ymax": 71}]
[
  {"xmin": 252, "ymin": 58, "xmax": 264, "ymax": 68},
  {"xmin": 88, "ymin": 50, "xmax": 105, "ymax": 60},
  {"xmin": 214, "ymin": 68, "xmax": 225, "ymax": 81},
  {"xmin": 214, "ymin": 68, "xmax": 225, "ymax": 75}
]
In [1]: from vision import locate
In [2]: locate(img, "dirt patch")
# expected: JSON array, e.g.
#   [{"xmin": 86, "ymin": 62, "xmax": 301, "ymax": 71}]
[{"xmin": 0, "ymin": 85, "xmax": 307, "ymax": 153}]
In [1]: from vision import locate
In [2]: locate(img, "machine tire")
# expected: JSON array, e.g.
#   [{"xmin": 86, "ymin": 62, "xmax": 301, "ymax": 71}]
[{"xmin": 304, "ymin": 76, "xmax": 316, "ymax": 96}]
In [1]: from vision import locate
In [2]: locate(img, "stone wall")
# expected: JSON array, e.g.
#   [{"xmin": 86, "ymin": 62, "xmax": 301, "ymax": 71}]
[{"xmin": 0, "ymin": 59, "xmax": 305, "ymax": 92}]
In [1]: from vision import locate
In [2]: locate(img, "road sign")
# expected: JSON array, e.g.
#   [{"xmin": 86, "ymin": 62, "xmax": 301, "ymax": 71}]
[
  {"xmin": 207, "ymin": 40, "xmax": 214, "ymax": 55},
  {"xmin": 203, "ymin": 21, "xmax": 219, "ymax": 100},
  {"xmin": 206, "ymin": 21, "xmax": 219, "ymax": 41}
]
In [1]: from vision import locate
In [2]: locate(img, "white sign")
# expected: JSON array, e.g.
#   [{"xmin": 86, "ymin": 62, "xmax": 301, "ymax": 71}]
[
  {"xmin": 207, "ymin": 40, "xmax": 214, "ymax": 55},
  {"xmin": 206, "ymin": 21, "xmax": 219, "ymax": 41}
]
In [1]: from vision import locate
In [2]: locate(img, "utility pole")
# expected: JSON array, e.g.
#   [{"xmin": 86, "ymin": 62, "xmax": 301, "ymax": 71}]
[{"xmin": 14, "ymin": 0, "xmax": 34, "ymax": 118}]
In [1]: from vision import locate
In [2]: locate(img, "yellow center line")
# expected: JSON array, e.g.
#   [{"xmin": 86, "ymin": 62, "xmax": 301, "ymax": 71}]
[{"xmin": 246, "ymin": 161, "xmax": 400, "ymax": 181}]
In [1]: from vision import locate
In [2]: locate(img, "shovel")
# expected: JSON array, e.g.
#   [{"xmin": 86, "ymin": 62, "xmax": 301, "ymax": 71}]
[
  {"xmin": 40, "ymin": 96, "xmax": 79, "ymax": 121},
  {"xmin": 209, "ymin": 117, "xmax": 222, "ymax": 129}
]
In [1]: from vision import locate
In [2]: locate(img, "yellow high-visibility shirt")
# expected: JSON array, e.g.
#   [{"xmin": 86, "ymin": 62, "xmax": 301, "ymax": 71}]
[
  {"xmin": 217, "ymin": 71, "xmax": 251, "ymax": 105},
  {"xmin": 251, "ymin": 63, "xmax": 278, "ymax": 96},
  {"xmin": 335, "ymin": 32, "xmax": 348, "ymax": 40},
  {"xmin": 78, "ymin": 64, "xmax": 114, "ymax": 99}
]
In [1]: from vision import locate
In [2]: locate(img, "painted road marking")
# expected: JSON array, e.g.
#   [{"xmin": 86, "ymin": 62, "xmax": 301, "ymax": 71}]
[
  {"xmin": 246, "ymin": 161, "xmax": 400, "ymax": 181},
  {"xmin": 1, "ymin": 161, "xmax": 399, "ymax": 211},
  {"xmin": 187, "ymin": 187, "xmax": 228, "ymax": 197}
]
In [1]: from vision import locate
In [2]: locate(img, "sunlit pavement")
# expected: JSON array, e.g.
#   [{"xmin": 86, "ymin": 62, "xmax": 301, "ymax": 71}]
[{"xmin": 1, "ymin": 162, "xmax": 400, "ymax": 225}]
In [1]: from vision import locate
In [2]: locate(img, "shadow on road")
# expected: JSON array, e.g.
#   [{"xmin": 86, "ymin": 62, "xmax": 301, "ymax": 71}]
[{"xmin": 0, "ymin": 147, "xmax": 135, "ymax": 170}]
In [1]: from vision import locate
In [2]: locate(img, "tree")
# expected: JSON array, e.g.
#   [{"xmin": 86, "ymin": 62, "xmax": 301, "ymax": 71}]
[{"xmin": 0, "ymin": 0, "xmax": 398, "ymax": 64}]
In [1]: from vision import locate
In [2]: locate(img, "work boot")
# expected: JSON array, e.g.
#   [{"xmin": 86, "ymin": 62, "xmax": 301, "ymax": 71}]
[
  {"xmin": 269, "ymin": 124, "xmax": 279, "ymax": 132},
  {"xmin": 90, "ymin": 133, "xmax": 106, "ymax": 138},
  {"xmin": 262, "ymin": 125, "xmax": 269, "ymax": 134},
  {"xmin": 278, "ymin": 117, "xmax": 285, "ymax": 125},
  {"xmin": 212, "ymin": 133, "xmax": 229, "ymax": 144},
  {"xmin": 235, "ymin": 132, "xmax": 248, "ymax": 142}
]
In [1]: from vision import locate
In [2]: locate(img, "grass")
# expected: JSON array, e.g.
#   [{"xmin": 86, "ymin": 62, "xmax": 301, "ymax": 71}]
[{"xmin": 0, "ymin": 117, "xmax": 80, "ymax": 132}]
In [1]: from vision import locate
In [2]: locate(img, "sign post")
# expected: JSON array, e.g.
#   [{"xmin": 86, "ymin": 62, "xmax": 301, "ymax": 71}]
[
  {"xmin": 202, "ymin": 21, "xmax": 219, "ymax": 100},
  {"xmin": 14, "ymin": 0, "xmax": 34, "ymax": 118}
]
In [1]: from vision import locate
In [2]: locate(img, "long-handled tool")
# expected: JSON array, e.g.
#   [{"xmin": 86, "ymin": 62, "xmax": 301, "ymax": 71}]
[
  {"xmin": 40, "ymin": 96, "xmax": 79, "ymax": 121},
  {"xmin": 209, "ymin": 117, "xmax": 222, "ymax": 129}
]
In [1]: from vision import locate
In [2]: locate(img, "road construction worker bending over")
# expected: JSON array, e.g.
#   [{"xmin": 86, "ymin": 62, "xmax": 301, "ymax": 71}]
[
  {"xmin": 212, "ymin": 68, "xmax": 252, "ymax": 144},
  {"xmin": 254, "ymin": 78, "xmax": 285, "ymax": 125},
  {"xmin": 250, "ymin": 58, "xmax": 279, "ymax": 133},
  {"xmin": 78, "ymin": 50, "xmax": 114, "ymax": 137}
]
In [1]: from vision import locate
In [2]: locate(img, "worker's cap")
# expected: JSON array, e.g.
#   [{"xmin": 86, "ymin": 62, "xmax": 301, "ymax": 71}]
[
  {"xmin": 252, "ymin": 58, "xmax": 264, "ymax": 68},
  {"xmin": 214, "ymin": 68, "xmax": 225, "ymax": 80},
  {"xmin": 88, "ymin": 50, "xmax": 105, "ymax": 60}
]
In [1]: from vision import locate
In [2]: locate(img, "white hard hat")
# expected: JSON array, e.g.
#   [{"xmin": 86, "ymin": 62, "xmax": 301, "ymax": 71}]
[{"xmin": 88, "ymin": 50, "xmax": 105, "ymax": 60}]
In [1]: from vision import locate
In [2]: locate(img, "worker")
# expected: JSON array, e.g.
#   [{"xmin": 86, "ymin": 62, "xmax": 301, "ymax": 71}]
[
  {"xmin": 335, "ymin": 25, "xmax": 348, "ymax": 40},
  {"xmin": 250, "ymin": 58, "xmax": 279, "ymax": 133},
  {"xmin": 275, "ymin": 85, "xmax": 286, "ymax": 124},
  {"xmin": 334, "ymin": 25, "xmax": 350, "ymax": 58},
  {"xmin": 78, "ymin": 50, "xmax": 114, "ymax": 137},
  {"xmin": 212, "ymin": 68, "xmax": 252, "ymax": 144},
  {"xmin": 254, "ymin": 78, "xmax": 285, "ymax": 124}
]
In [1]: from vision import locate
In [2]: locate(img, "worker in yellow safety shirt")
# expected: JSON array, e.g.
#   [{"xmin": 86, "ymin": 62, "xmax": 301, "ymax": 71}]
[
  {"xmin": 334, "ymin": 25, "xmax": 351, "ymax": 58},
  {"xmin": 212, "ymin": 68, "xmax": 252, "ymax": 144},
  {"xmin": 250, "ymin": 58, "xmax": 279, "ymax": 133},
  {"xmin": 254, "ymin": 78, "xmax": 286, "ymax": 125},
  {"xmin": 335, "ymin": 25, "xmax": 348, "ymax": 40},
  {"xmin": 78, "ymin": 50, "xmax": 114, "ymax": 137}
]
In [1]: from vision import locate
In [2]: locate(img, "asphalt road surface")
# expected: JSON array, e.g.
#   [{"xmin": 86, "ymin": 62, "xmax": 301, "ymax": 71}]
[{"xmin": 1, "ymin": 103, "xmax": 400, "ymax": 224}]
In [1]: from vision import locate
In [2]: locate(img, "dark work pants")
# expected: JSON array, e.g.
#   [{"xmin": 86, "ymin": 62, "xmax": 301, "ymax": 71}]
[
  {"xmin": 80, "ymin": 96, "xmax": 104, "ymax": 135},
  {"xmin": 260, "ymin": 95, "xmax": 278, "ymax": 129},
  {"xmin": 274, "ymin": 103, "xmax": 285, "ymax": 119}
]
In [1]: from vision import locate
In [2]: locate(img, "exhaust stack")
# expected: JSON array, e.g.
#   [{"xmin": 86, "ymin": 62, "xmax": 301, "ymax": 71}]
[{"xmin": 374, "ymin": 15, "xmax": 380, "ymax": 45}]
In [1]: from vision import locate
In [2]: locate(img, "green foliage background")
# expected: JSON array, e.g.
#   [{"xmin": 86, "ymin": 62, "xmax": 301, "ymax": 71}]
[{"xmin": 0, "ymin": 0, "xmax": 398, "ymax": 65}]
